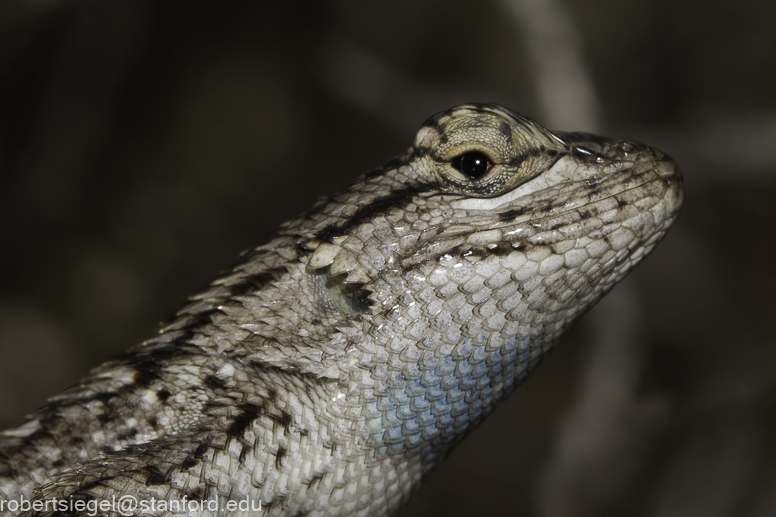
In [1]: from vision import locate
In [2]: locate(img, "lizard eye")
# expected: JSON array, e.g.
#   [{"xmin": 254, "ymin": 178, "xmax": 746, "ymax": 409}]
[{"xmin": 451, "ymin": 151, "xmax": 492, "ymax": 179}]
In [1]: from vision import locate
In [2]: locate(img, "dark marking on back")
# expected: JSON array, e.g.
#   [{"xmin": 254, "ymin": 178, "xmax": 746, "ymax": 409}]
[
  {"xmin": 227, "ymin": 267, "xmax": 287, "ymax": 297},
  {"xmin": 267, "ymin": 409, "xmax": 293, "ymax": 432},
  {"xmin": 143, "ymin": 465, "xmax": 167, "ymax": 486},
  {"xmin": 117, "ymin": 343, "xmax": 197, "ymax": 364},
  {"xmin": 204, "ymin": 400, "xmax": 228, "ymax": 411},
  {"xmin": 187, "ymin": 487, "xmax": 204, "ymax": 501},
  {"xmin": 617, "ymin": 196, "xmax": 627, "ymax": 206},
  {"xmin": 579, "ymin": 210, "xmax": 590, "ymax": 219},
  {"xmin": 116, "ymin": 429, "xmax": 137, "ymax": 441},
  {"xmin": 181, "ymin": 456, "xmax": 198, "ymax": 470},
  {"xmin": 194, "ymin": 442, "xmax": 208, "ymax": 458},
  {"xmin": 280, "ymin": 410, "xmax": 293, "ymax": 428},
  {"xmin": 275, "ymin": 446, "xmax": 286, "ymax": 469},
  {"xmin": 23, "ymin": 428, "xmax": 53, "ymax": 446},
  {"xmin": 307, "ymin": 473, "xmax": 324, "ymax": 489},
  {"xmin": 204, "ymin": 375, "xmax": 226, "ymax": 390},
  {"xmin": 165, "ymin": 309, "xmax": 222, "ymax": 334},
  {"xmin": 227, "ymin": 403, "xmax": 260, "ymax": 438},
  {"xmin": 315, "ymin": 183, "xmax": 437, "ymax": 241},
  {"xmin": 117, "ymin": 345, "xmax": 201, "ymax": 387},
  {"xmin": 156, "ymin": 389, "xmax": 171, "ymax": 402},
  {"xmin": 171, "ymin": 446, "xmax": 205, "ymax": 474},
  {"xmin": 133, "ymin": 362, "xmax": 162, "ymax": 386},
  {"xmin": 93, "ymin": 391, "xmax": 117, "ymax": 404},
  {"xmin": 78, "ymin": 477, "xmax": 115, "ymax": 491},
  {"xmin": 0, "ymin": 426, "xmax": 55, "ymax": 457},
  {"xmin": 239, "ymin": 442, "xmax": 251, "ymax": 464}
]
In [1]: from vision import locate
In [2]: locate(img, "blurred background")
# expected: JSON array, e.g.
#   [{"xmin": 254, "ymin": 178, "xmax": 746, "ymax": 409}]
[{"xmin": 0, "ymin": 1, "xmax": 774, "ymax": 516}]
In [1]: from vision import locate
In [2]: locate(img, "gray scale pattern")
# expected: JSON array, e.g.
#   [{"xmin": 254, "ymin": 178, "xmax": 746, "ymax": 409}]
[{"xmin": 0, "ymin": 104, "xmax": 682, "ymax": 517}]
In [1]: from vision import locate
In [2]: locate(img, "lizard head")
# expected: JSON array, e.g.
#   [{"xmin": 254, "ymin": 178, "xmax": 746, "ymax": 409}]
[
  {"xmin": 264, "ymin": 104, "xmax": 682, "ymax": 420},
  {"xmin": 296, "ymin": 103, "xmax": 682, "ymax": 328}
]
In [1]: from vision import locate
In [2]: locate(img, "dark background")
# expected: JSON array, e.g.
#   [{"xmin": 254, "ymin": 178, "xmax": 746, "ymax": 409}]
[{"xmin": 1, "ymin": 1, "xmax": 774, "ymax": 516}]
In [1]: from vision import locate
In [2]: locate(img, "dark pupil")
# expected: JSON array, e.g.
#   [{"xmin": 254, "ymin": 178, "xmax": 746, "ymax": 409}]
[{"xmin": 454, "ymin": 151, "xmax": 491, "ymax": 179}]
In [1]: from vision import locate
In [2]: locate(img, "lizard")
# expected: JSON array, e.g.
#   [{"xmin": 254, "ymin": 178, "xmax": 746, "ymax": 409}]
[{"xmin": 0, "ymin": 103, "xmax": 682, "ymax": 517}]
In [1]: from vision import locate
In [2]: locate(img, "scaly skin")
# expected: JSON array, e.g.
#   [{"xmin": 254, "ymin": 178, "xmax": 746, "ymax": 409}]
[{"xmin": 0, "ymin": 104, "xmax": 682, "ymax": 517}]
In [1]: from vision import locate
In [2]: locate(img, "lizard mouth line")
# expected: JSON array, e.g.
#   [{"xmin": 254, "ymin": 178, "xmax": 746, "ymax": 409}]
[
  {"xmin": 399, "ymin": 171, "xmax": 681, "ymax": 273},
  {"xmin": 392, "ymin": 175, "xmax": 681, "ymax": 269},
  {"xmin": 450, "ymin": 172, "xmax": 682, "ymax": 238},
  {"xmin": 540, "ymin": 173, "xmax": 678, "ymax": 217}
]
